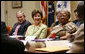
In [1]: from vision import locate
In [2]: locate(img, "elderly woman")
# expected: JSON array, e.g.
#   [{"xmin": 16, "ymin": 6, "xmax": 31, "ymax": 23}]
[
  {"xmin": 48, "ymin": 10, "xmax": 78, "ymax": 40},
  {"xmin": 25, "ymin": 9, "xmax": 47, "ymax": 39}
]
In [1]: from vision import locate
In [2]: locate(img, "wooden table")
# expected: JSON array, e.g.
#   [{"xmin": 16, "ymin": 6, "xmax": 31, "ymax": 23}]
[
  {"xmin": 35, "ymin": 46, "xmax": 70, "ymax": 53},
  {"xmin": 34, "ymin": 40, "xmax": 70, "ymax": 53},
  {"xmin": 25, "ymin": 40, "xmax": 71, "ymax": 53}
]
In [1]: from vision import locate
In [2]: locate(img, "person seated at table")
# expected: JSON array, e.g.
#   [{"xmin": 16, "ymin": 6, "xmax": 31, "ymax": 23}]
[
  {"xmin": 66, "ymin": 1, "xmax": 84, "ymax": 53},
  {"xmin": 1, "ymin": 21, "xmax": 25, "ymax": 54},
  {"xmin": 47, "ymin": 10, "xmax": 78, "ymax": 40},
  {"xmin": 9, "ymin": 10, "xmax": 31, "ymax": 36},
  {"xmin": 25, "ymin": 9, "xmax": 47, "ymax": 39},
  {"xmin": 73, "ymin": 9, "xmax": 83, "ymax": 27},
  {"xmin": 1, "ymin": 21, "xmax": 8, "ymax": 35},
  {"xmin": 51, "ymin": 21, "xmax": 59, "ymax": 29}
]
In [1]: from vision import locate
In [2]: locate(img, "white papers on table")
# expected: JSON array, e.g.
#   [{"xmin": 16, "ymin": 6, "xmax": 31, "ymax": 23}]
[
  {"xmin": 25, "ymin": 36, "xmax": 36, "ymax": 41},
  {"xmin": 9, "ymin": 35, "xmax": 24, "ymax": 38},
  {"xmin": 20, "ymin": 36, "xmax": 36, "ymax": 46},
  {"xmin": 45, "ymin": 40, "xmax": 69, "ymax": 47}
]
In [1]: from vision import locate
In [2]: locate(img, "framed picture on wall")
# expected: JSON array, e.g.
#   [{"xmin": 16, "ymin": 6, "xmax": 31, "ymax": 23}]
[{"xmin": 12, "ymin": 1, "xmax": 22, "ymax": 8}]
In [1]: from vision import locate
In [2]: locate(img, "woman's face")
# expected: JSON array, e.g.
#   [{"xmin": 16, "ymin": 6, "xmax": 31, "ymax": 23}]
[
  {"xmin": 33, "ymin": 13, "xmax": 41, "ymax": 24},
  {"xmin": 75, "ymin": 12, "xmax": 79, "ymax": 20},
  {"xmin": 57, "ymin": 11, "xmax": 69, "ymax": 25}
]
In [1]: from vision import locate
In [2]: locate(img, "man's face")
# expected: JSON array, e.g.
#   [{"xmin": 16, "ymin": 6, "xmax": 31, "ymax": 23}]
[{"xmin": 16, "ymin": 13, "xmax": 25, "ymax": 24}]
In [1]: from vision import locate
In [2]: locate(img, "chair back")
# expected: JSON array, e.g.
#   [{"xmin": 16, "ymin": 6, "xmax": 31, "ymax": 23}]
[{"xmin": 6, "ymin": 26, "xmax": 13, "ymax": 34}]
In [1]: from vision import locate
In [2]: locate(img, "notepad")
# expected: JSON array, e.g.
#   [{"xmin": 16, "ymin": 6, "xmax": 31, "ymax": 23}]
[{"xmin": 35, "ymin": 46, "xmax": 70, "ymax": 52}]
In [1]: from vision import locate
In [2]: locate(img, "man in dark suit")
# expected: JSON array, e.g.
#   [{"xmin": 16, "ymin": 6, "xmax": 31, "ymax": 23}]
[
  {"xmin": 1, "ymin": 21, "xmax": 8, "ymax": 35},
  {"xmin": 1, "ymin": 21, "xmax": 25, "ymax": 53},
  {"xmin": 9, "ymin": 11, "xmax": 31, "ymax": 36}
]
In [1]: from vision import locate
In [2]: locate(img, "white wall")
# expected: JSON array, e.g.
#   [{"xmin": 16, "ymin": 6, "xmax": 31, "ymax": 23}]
[
  {"xmin": 5, "ymin": 1, "xmax": 40, "ymax": 27},
  {"xmin": 1, "ymin": 1, "xmax": 81, "ymax": 27},
  {"xmin": 1, "ymin": 1, "xmax": 5, "ymax": 22},
  {"xmin": 70, "ymin": 1, "xmax": 80, "ymax": 21}
]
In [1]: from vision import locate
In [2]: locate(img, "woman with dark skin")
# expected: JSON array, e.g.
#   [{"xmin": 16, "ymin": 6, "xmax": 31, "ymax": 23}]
[{"xmin": 48, "ymin": 10, "xmax": 78, "ymax": 40}]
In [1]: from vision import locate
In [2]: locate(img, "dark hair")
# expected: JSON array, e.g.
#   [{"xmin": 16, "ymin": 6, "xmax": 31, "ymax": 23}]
[
  {"xmin": 32, "ymin": 9, "xmax": 43, "ymax": 19},
  {"xmin": 76, "ymin": 1, "xmax": 84, "ymax": 18}
]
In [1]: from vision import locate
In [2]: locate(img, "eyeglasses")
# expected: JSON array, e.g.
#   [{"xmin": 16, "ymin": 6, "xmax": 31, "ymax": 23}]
[{"xmin": 57, "ymin": 15, "xmax": 67, "ymax": 19}]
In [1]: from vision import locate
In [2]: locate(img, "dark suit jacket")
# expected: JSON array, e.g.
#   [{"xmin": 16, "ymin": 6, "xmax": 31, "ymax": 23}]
[
  {"xmin": 1, "ymin": 35, "xmax": 25, "ymax": 54},
  {"xmin": 1, "ymin": 21, "xmax": 25, "ymax": 54},
  {"xmin": 9, "ymin": 20, "xmax": 31, "ymax": 36},
  {"xmin": 1, "ymin": 21, "xmax": 8, "ymax": 34}
]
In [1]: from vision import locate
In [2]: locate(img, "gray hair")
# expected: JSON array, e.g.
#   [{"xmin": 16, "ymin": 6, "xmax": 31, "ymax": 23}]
[
  {"xmin": 16, "ymin": 10, "xmax": 26, "ymax": 17},
  {"xmin": 56, "ymin": 10, "xmax": 71, "ymax": 19}
]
